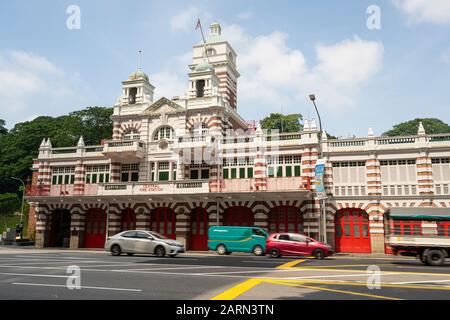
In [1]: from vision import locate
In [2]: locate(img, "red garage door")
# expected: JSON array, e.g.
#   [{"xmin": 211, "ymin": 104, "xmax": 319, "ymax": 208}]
[
  {"xmin": 335, "ymin": 209, "xmax": 371, "ymax": 253},
  {"xmin": 150, "ymin": 208, "xmax": 176, "ymax": 239},
  {"xmin": 121, "ymin": 208, "xmax": 136, "ymax": 231},
  {"xmin": 223, "ymin": 206, "xmax": 254, "ymax": 226},
  {"xmin": 269, "ymin": 206, "xmax": 303, "ymax": 233},
  {"xmin": 84, "ymin": 208, "xmax": 107, "ymax": 248},
  {"xmin": 189, "ymin": 208, "xmax": 209, "ymax": 250}
]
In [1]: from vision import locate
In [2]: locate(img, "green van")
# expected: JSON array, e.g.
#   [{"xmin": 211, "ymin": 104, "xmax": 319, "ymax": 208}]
[{"xmin": 208, "ymin": 226, "xmax": 269, "ymax": 256}]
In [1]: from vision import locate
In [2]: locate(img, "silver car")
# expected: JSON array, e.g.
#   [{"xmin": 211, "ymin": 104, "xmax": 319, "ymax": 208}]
[{"xmin": 105, "ymin": 230, "xmax": 185, "ymax": 257}]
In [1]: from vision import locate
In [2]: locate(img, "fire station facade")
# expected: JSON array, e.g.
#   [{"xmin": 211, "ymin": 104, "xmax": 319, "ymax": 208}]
[{"xmin": 25, "ymin": 23, "xmax": 450, "ymax": 253}]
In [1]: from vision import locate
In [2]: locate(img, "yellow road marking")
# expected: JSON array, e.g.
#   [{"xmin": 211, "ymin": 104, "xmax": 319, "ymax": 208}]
[
  {"xmin": 276, "ymin": 259, "xmax": 306, "ymax": 269},
  {"xmin": 289, "ymin": 266, "xmax": 450, "ymax": 277},
  {"xmin": 211, "ymin": 279, "xmax": 263, "ymax": 300},
  {"xmin": 266, "ymin": 281, "xmax": 402, "ymax": 300},
  {"xmin": 268, "ymin": 279, "xmax": 450, "ymax": 291}
]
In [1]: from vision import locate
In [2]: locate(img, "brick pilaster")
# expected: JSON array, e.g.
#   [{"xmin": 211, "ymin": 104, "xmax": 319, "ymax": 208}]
[
  {"xmin": 366, "ymin": 156, "xmax": 382, "ymax": 196},
  {"xmin": 416, "ymin": 153, "xmax": 434, "ymax": 196}
]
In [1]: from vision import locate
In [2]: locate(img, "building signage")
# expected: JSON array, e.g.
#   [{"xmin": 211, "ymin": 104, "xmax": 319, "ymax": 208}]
[{"xmin": 315, "ymin": 159, "xmax": 327, "ymax": 199}]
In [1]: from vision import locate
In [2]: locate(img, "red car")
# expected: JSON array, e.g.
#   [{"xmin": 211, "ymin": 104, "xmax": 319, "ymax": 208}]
[{"xmin": 266, "ymin": 233, "xmax": 334, "ymax": 259}]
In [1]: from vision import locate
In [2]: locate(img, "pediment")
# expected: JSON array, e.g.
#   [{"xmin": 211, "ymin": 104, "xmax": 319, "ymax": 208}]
[{"xmin": 144, "ymin": 97, "xmax": 184, "ymax": 114}]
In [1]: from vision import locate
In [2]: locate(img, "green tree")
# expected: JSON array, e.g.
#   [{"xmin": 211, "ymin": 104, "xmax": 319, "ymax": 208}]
[
  {"xmin": 383, "ymin": 118, "xmax": 450, "ymax": 136},
  {"xmin": 0, "ymin": 119, "xmax": 7, "ymax": 135},
  {"xmin": 0, "ymin": 193, "xmax": 21, "ymax": 230},
  {"xmin": 261, "ymin": 113, "xmax": 303, "ymax": 133},
  {"xmin": 0, "ymin": 106, "xmax": 113, "ymax": 194},
  {"xmin": 69, "ymin": 107, "xmax": 113, "ymax": 145}
]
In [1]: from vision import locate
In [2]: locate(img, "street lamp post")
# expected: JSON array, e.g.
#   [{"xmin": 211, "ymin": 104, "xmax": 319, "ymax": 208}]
[{"xmin": 308, "ymin": 94, "xmax": 327, "ymax": 244}]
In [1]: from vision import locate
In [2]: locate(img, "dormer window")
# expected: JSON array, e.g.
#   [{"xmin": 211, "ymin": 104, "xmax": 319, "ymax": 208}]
[
  {"xmin": 196, "ymin": 80, "xmax": 205, "ymax": 98},
  {"xmin": 128, "ymin": 87, "xmax": 137, "ymax": 104}
]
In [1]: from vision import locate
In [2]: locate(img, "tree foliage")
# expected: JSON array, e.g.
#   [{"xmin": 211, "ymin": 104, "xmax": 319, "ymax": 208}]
[
  {"xmin": 0, "ymin": 119, "xmax": 7, "ymax": 136},
  {"xmin": 260, "ymin": 113, "xmax": 303, "ymax": 133},
  {"xmin": 383, "ymin": 118, "xmax": 450, "ymax": 136},
  {"xmin": 0, "ymin": 107, "xmax": 113, "ymax": 194},
  {"xmin": 0, "ymin": 193, "xmax": 21, "ymax": 229}
]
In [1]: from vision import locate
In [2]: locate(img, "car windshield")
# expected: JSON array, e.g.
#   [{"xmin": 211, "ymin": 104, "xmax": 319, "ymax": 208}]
[{"xmin": 149, "ymin": 231, "xmax": 168, "ymax": 239}]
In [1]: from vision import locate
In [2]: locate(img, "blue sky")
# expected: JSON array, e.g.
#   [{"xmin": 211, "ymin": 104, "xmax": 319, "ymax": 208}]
[{"xmin": 0, "ymin": 0, "xmax": 449, "ymax": 137}]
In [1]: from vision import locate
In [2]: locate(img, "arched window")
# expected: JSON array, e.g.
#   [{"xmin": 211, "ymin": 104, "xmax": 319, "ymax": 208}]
[
  {"xmin": 122, "ymin": 129, "xmax": 140, "ymax": 141},
  {"xmin": 154, "ymin": 126, "xmax": 174, "ymax": 141},
  {"xmin": 192, "ymin": 122, "xmax": 209, "ymax": 136}
]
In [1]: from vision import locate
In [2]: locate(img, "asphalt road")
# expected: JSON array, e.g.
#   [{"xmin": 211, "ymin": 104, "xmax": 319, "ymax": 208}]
[{"xmin": 0, "ymin": 247, "xmax": 449, "ymax": 300}]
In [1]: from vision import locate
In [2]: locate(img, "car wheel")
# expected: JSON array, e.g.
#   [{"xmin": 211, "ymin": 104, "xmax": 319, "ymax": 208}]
[
  {"xmin": 313, "ymin": 249, "xmax": 325, "ymax": 260},
  {"xmin": 126, "ymin": 253, "xmax": 134, "ymax": 256},
  {"xmin": 252, "ymin": 245, "xmax": 264, "ymax": 256},
  {"xmin": 426, "ymin": 249, "xmax": 446, "ymax": 266},
  {"xmin": 217, "ymin": 244, "xmax": 227, "ymax": 255},
  {"xmin": 155, "ymin": 246, "xmax": 166, "ymax": 257},
  {"xmin": 270, "ymin": 248, "xmax": 281, "ymax": 258},
  {"xmin": 111, "ymin": 244, "xmax": 121, "ymax": 256}
]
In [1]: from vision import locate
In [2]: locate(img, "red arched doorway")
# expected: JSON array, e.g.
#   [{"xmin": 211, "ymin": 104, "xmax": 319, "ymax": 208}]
[
  {"xmin": 84, "ymin": 208, "xmax": 107, "ymax": 248},
  {"xmin": 150, "ymin": 208, "xmax": 176, "ymax": 239},
  {"xmin": 335, "ymin": 208, "xmax": 371, "ymax": 253},
  {"xmin": 269, "ymin": 206, "xmax": 303, "ymax": 233},
  {"xmin": 189, "ymin": 208, "xmax": 209, "ymax": 250},
  {"xmin": 223, "ymin": 206, "xmax": 254, "ymax": 226},
  {"xmin": 121, "ymin": 208, "xmax": 136, "ymax": 231},
  {"xmin": 47, "ymin": 209, "xmax": 71, "ymax": 247}
]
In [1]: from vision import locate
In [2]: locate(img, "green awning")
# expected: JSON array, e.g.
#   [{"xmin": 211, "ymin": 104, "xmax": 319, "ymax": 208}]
[{"xmin": 386, "ymin": 207, "xmax": 450, "ymax": 220}]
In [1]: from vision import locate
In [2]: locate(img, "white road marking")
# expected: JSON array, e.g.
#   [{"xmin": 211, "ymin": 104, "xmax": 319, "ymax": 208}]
[
  {"xmin": 12, "ymin": 282, "xmax": 142, "ymax": 292},
  {"xmin": 112, "ymin": 265, "xmax": 225, "ymax": 272},
  {"xmin": 0, "ymin": 272, "xmax": 68, "ymax": 278},
  {"xmin": 392, "ymin": 279, "xmax": 450, "ymax": 285},
  {"xmin": 0, "ymin": 260, "xmax": 109, "ymax": 266}
]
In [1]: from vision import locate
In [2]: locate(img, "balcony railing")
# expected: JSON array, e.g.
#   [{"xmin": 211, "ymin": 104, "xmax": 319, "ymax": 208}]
[
  {"xmin": 219, "ymin": 177, "xmax": 309, "ymax": 193},
  {"xmin": 97, "ymin": 180, "xmax": 210, "ymax": 196},
  {"xmin": 25, "ymin": 184, "xmax": 99, "ymax": 197},
  {"xmin": 102, "ymin": 140, "xmax": 145, "ymax": 160}
]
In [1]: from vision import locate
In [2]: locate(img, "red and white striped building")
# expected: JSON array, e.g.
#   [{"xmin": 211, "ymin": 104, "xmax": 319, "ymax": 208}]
[{"xmin": 25, "ymin": 22, "xmax": 450, "ymax": 253}]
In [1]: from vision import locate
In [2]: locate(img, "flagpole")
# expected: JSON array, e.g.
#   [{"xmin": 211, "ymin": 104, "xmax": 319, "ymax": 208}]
[{"xmin": 196, "ymin": 18, "xmax": 209, "ymax": 63}]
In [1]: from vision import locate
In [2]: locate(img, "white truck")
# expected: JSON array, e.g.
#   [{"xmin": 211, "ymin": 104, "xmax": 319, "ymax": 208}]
[{"xmin": 385, "ymin": 207, "xmax": 450, "ymax": 266}]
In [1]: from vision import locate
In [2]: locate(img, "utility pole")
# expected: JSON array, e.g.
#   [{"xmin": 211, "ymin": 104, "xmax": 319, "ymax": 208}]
[{"xmin": 309, "ymin": 94, "xmax": 327, "ymax": 244}]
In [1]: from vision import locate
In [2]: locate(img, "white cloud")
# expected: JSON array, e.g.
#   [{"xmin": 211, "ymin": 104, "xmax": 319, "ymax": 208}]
[
  {"xmin": 221, "ymin": 24, "xmax": 384, "ymax": 115},
  {"xmin": 441, "ymin": 47, "xmax": 450, "ymax": 65},
  {"xmin": 393, "ymin": 0, "xmax": 450, "ymax": 26},
  {"xmin": 314, "ymin": 37, "xmax": 384, "ymax": 87},
  {"xmin": 170, "ymin": 6, "xmax": 200, "ymax": 32},
  {"xmin": 0, "ymin": 50, "xmax": 84, "ymax": 128}
]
